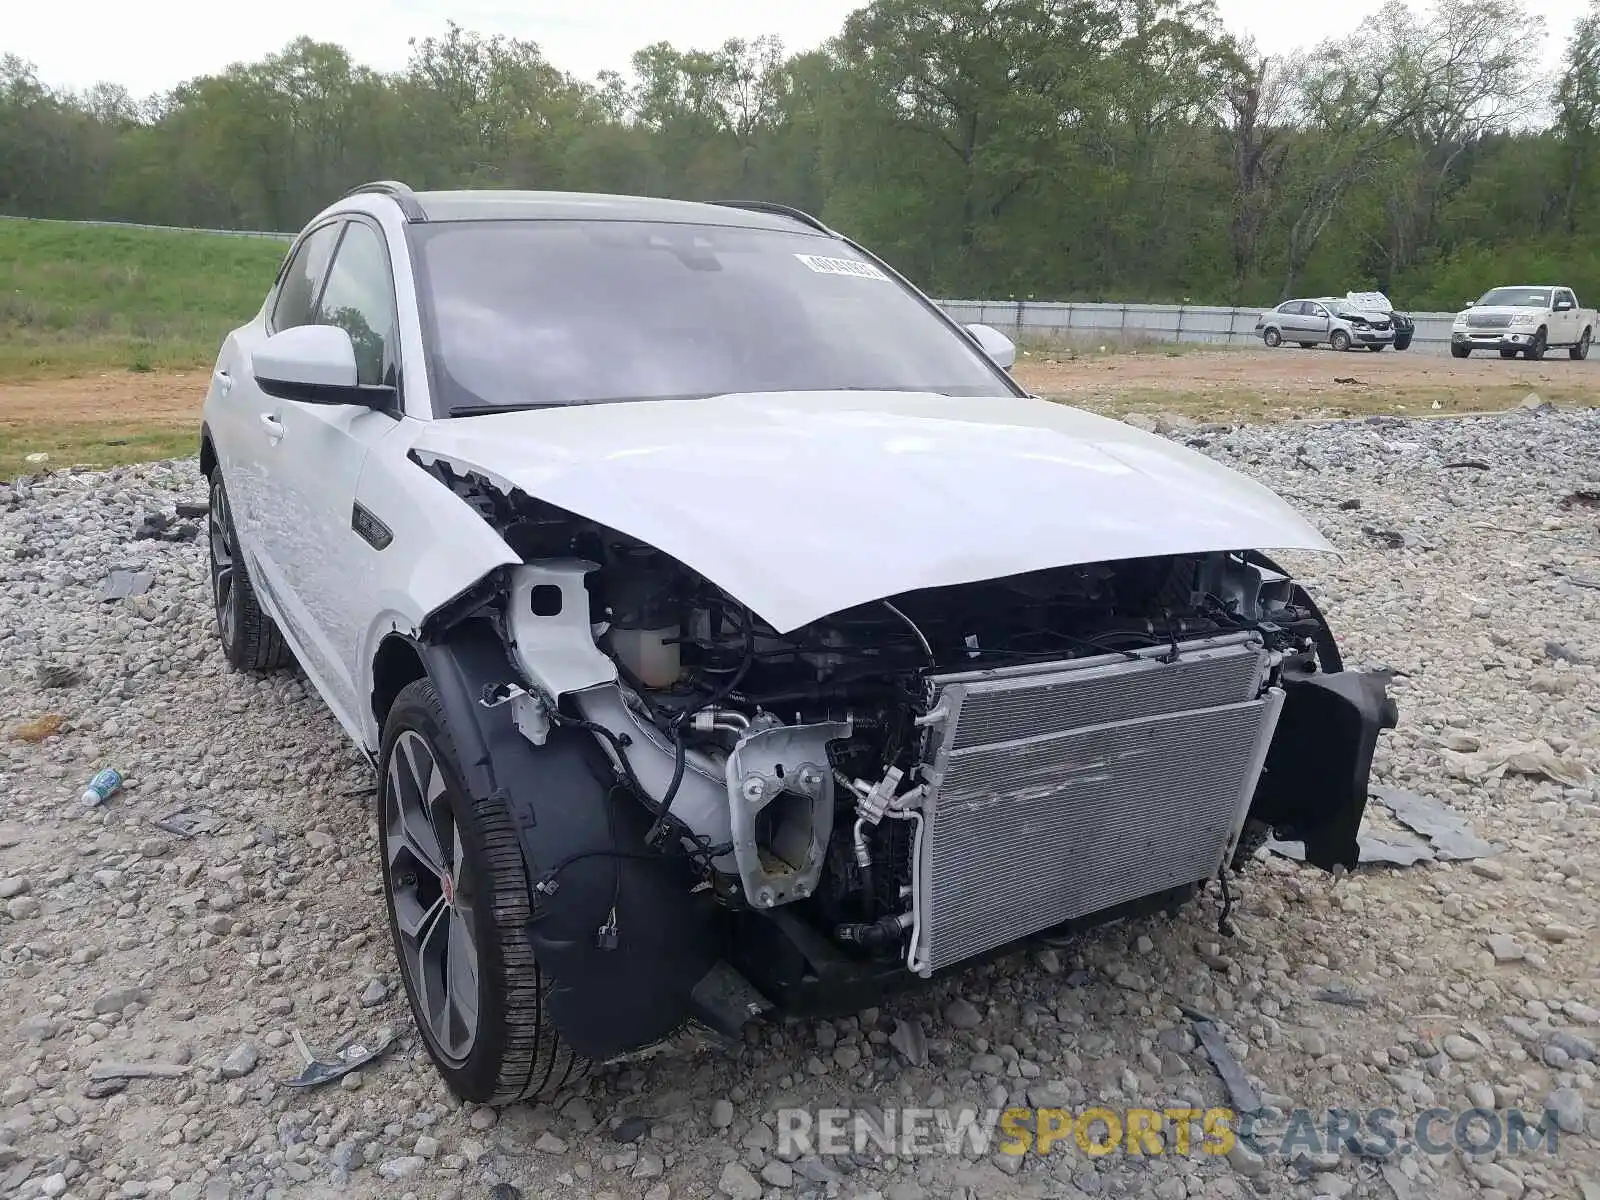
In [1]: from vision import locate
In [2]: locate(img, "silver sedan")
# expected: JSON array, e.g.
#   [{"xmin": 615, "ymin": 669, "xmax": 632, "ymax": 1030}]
[{"xmin": 1255, "ymin": 298, "xmax": 1397, "ymax": 351}]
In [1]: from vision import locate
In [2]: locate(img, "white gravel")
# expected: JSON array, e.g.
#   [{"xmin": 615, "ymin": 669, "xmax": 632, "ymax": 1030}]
[{"xmin": 1, "ymin": 405, "xmax": 1597, "ymax": 1200}]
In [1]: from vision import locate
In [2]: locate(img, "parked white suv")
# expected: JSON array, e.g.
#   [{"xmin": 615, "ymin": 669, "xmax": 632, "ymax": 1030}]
[
  {"xmin": 198, "ymin": 181, "xmax": 1396, "ymax": 1105},
  {"xmin": 1451, "ymin": 285, "xmax": 1594, "ymax": 360}
]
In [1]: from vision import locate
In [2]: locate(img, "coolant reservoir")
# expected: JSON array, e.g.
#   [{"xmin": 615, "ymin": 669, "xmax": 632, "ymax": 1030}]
[{"xmin": 611, "ymin": 624, "xmax": 681, "ymax": 689}]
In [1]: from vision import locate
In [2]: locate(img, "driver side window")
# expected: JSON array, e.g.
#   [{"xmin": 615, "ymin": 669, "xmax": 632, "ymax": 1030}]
[{"xmin": 313, "ymin": 222, "xmax": 399, "ymax": 388}]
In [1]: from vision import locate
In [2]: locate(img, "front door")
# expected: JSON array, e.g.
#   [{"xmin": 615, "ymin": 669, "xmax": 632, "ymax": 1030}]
[{"xmin": 251, "ymin": 217, "xmax": 405, "ymax": 740}]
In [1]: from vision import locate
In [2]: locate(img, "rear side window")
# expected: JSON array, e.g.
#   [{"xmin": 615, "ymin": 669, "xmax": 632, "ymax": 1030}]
[
  {"xmin": 313, "ymin": 222, "xmax": 398, "ymax": 387},
  {"xmin": 271, "ymin": 223, "xmax": 342, "ymax": 331}
]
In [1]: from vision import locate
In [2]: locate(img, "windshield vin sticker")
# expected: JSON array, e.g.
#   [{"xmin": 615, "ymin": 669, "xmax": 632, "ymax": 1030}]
[{"xmin": 794, "ymin": 254, "xmax": 889, "ymax": 280}]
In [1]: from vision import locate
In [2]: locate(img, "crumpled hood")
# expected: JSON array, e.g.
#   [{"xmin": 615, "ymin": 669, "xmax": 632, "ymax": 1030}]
[{"xmin": 410, "ymin": 390, "xmax": 1334, "ymax": 634}]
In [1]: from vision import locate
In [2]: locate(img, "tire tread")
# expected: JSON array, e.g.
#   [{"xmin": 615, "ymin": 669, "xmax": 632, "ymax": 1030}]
[
  {"xmin": 210, "ymin": 473, "xmax": 292, "ymax": 673},
  {"xmin": 385, "ymin": 678, "xmax": 588, "ymax": 1106}
]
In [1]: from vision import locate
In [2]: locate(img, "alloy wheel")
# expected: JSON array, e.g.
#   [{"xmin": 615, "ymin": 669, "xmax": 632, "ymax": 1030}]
[
  {"xmin": 209, "ymin": 482, "xmax": 237, "ymax": 650},
  {"xmin": 385, "ymin": 730, "xmax": 481, "ymax": 1065}
]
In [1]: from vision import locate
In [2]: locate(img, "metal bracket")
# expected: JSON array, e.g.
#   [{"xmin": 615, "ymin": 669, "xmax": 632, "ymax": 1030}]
[
  {"xmin": 724, "ymin": 719, "xmax": 851, "ymax": 909},
  {"xmin": 480, "ymin": 682, "xmax": 553, "ymax": 747}
]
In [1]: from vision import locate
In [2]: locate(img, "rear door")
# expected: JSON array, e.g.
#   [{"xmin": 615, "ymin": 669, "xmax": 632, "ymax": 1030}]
[
  {"xmin": 1276, "ymin": 302, "xmax": 1305, "ymax": 339},
  {"xmin": 251, "ymin": 216, "xmax": 406, "ymax": 739}
]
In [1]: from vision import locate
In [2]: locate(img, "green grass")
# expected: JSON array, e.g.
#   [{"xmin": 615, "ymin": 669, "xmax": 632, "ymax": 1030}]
[
  {"xmin": 0, "ymin": 424, "xmax": 197, "ymax": 481},
  {"xmin": 0, "ymin": 220, "xmax": 288, "ymax": 379}
]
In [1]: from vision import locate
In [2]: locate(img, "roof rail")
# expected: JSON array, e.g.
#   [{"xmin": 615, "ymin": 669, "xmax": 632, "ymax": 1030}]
[
  {"xmin": 342, "ymin": 180, "xmax": 427, "ymax": 222},
  {"xmin": 708, "ymin": 199, "xmax": 832, "ymax": 235}
]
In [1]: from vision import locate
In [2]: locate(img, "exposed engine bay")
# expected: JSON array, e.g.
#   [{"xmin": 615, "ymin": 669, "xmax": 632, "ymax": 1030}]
[{"xmin": 420, "ymin": 455, "xmax": 1394, "ymax": 1009}]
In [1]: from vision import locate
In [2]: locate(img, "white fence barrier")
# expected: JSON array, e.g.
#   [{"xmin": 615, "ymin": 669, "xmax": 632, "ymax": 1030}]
[{"xmin": 4, "ymin": 213, "xmax": 1462, "ymax": 349}]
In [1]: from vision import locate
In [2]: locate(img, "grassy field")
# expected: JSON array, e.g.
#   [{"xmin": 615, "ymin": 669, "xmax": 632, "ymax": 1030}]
[{"xmin": 0, "ymin": 219, "xmax": 287, "ymax": 379}]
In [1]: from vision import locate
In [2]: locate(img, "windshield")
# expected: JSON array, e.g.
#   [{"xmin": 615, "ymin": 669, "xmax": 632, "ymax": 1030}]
[
  {"xmin": 1476, "ymin": 287, "xmax": 1551, "ymax": 307},
  {"xmin": 408, "ymin": 219, "xmax": 1017, "ymax": 414}
]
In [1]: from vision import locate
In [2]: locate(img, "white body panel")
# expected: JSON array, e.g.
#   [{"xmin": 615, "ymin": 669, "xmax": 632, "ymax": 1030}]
[
  {"xmin": 411, "ymin": 389, "xmax": 1334, "ymax": 635},
  {"xmin": 204, "ymin": 188, "xmax": 1335, "ymax": 757}
]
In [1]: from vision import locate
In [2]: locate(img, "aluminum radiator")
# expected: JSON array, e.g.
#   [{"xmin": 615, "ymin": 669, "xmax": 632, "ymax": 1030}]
[{"xmin": 907, "ymin": 632, "xmax": 1283, "ymax": 975}]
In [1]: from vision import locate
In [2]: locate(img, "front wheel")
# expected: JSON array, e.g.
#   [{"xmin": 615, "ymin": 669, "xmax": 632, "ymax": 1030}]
[
  {"xmin": 1262, "ymin": 328, "xmax": 1282, "ymax": 348},
  {"xmin": 1451, "ymin": 344, "xmax": 1471, "ymax": 359},
  {"xmin": 378, "ymin": 678, "xmax": 586, "ymax": 1105},
  {"xmin": 1571, "ymin": 328, "xmax": 1591, "ymax": 360},
  {"xmin": 1524, "ymin": 329, "xmax": 1546, "ymax": 361},
  {"xmin": 208, "ymin": 472, "xmax": 292, "ymax": 672},
  {"xmin": 1393, "ymin": 335, "xmax": 1412, "ymax": 351},
  {"xmin": 1330, "ymin": 329, "xmax": 1352, "ymax": 351}
]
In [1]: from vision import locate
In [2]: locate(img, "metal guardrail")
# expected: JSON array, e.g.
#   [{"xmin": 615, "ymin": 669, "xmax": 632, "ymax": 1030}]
[
  {"xmin": 4, "ymin": 213, "xmax": 1463, "ymax": 345},
  {"xmin": 940, "ymin": 298, "xmax": 1461, "ymax": 349},
  {"xmin": 0, "ymin": 213, "xmax": 294, "ymax": 240}
]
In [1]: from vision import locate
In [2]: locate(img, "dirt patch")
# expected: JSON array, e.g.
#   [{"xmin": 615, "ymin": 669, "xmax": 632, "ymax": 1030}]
[
  {"xmin": 1014, "ymin": 344, "xmax": 1589, "ymax": 395},
  {"xmin": 0, "ymin": 370, "xmax": 204, "ymax": 424},
  {"xmin": 0, "ymin": 371, "xmax": 204, "ymax": 479}
]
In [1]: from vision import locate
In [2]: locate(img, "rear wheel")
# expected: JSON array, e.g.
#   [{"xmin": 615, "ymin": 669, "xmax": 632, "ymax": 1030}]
[
  {"xmin": 1571, "ymin": 328, "xmax": 1591, "ymax": 360},
  {"xmin": 379, "ymin": 678, "xmax": 586, "ymax": 1105},
  {"xmin": 1524, "ymin": 329, "xmax": 1546, "ymax": 361},
  {"xmin": 1451, "ymin": 344, "xmax": 1470, "ymax": 358},
  {"xmin": 1262, "ymin": 328, "xmax": 1282, "ymax": 348},
  {"xmin": 1330, "ymin": 329, "xmax": 1352, "ymax": 351},
  {"xmin": 208, "ymin": 471, "xmax": 292, "ymax": 672}
]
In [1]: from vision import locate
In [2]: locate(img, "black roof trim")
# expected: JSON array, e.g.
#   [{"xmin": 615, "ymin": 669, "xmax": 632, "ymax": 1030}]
[
  {"xmin": 707, "ymin": 200, "xmax": 833, "ymax": 235},
  {"xmin": 342, "ymin": 180, "xmax": 428, "ymax": 222}
]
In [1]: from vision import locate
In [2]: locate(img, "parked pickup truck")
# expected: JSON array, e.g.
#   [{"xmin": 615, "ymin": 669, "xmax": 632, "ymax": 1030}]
[{"xmin": 1451, "ymin": 285, "xmax": 1595, "ymax": 360}]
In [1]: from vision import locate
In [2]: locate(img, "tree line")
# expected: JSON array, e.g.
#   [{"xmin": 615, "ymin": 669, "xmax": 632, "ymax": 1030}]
[{"xmin": 3, "ymin": 0, "xmax": 1598, "ymax": 308}]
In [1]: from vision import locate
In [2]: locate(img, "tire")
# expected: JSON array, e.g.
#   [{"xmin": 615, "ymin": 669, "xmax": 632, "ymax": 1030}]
[
  {"xmin": 1571, "ymin": 328, "xmax": 1591, "ymax": 360},
  {"xmin": 1262, "ymin": 328, "xmax": 1282, "ymax": 348},
  {"xmin": 1524, "ymin": 328, "xmax": 1546, "ymax": 361},
  {"xmin": 208, "ymin": 471, "xmax": 292, "ymax": 672},
  {"xmin": 1450, "ymin": 344, "xmax": 1470, "ymax": 358},
  {"xmin": 1499, "ymin": 348, "xmax": 1518, "ymax": 359},
  {"xmin": 1394, "ymin": 334, "xmax": 1412, "ymax": 351},
  {"xmin": 1330, "ymin": 329, "xmax": 1352, "ymax": 351},
  {"xmin": 378, "ymin": 677, "xmax": 586, "ymax": 1105}
]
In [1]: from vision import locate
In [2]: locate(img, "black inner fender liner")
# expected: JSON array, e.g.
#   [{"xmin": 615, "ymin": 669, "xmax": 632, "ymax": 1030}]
[
  {"xmin": 416, "ymin": 619, "xmax": 723, "ymax": 1061},
  {"xmin": 1247, "ymin": 660, "xmax": 1398, "ymax": 870}
]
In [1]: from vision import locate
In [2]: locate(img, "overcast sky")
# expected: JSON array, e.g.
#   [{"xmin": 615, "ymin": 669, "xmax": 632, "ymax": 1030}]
[{"xmin": 8, "ymin": 0, "xmax": 1585, "ymax": 97}]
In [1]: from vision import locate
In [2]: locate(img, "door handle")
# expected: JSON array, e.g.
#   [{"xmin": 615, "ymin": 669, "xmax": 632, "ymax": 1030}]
[
  {"xmin": 259, "ymin": 414, "xmax": 285, "ymax": 441},
  {"xmin": 213, "ymin": 369, "xmax": 233, "ymax": 397}
]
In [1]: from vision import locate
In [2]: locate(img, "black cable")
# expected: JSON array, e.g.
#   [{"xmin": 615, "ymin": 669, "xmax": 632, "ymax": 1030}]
[
  {"xmin": 646, "ymin": 604, "xmax": 756, "ymax": 847},
  {"xmin": 550, "ymin": 711, "xmax": 728, "ymax": 874}
]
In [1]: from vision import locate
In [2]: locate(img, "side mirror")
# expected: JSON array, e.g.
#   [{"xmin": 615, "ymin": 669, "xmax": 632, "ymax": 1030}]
[
  {"xmin": 1555, "ymin": 299, "xmax": 1573, "ymax": 312},
  {"xmin": 965, "ymin": 322, "xmax": 1016, "ymax": 370},
  {"xmin": 251, "ymin": 324, "xmax": 394, "ymax": 407}
]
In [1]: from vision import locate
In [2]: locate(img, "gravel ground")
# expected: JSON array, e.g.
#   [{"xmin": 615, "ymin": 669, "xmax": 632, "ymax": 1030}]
[{"xmin": 1, "ymin": 404, "xmax": 1597, "ymax": 1200}]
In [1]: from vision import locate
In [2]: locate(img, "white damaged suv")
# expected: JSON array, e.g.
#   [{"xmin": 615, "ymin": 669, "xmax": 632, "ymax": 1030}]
[{"xmin": 199, "ymin": 182, "xmax": 1397, "ymax": 1104}]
